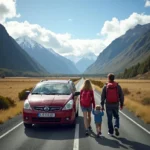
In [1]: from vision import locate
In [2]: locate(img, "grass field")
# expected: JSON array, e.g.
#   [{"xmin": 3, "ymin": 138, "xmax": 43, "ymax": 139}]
[
  {"xmin": 90, "ymin": 78, "xmax": 150, "ymax": 124},
  {"xmin": 0, "ymin": 77, "xmax": 79, "ymax": 124}
]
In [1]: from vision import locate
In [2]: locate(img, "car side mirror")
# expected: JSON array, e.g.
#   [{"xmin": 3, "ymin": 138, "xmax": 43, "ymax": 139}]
[
  {"xmin": 25, "ymin": 91, "xmax": 30, "ymax": 97},
  {"xmin": 74, "ymin": 91, "xmax": 80, "ymax": 96}
]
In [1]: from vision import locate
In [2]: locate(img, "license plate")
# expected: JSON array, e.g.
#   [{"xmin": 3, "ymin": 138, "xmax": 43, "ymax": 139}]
[{"xmin": 38, "ymin": 113, "xmax": 55, "ymax": 117}]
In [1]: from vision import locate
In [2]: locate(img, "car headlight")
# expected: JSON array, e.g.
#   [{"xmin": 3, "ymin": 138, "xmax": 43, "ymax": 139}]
[
  {"xmin": 24, "ymin": 100, "xmax": 32, "ymax": 110},
  {"xmin": 62, "ymin": 100, "xmax": 73, "ymax": 110}
]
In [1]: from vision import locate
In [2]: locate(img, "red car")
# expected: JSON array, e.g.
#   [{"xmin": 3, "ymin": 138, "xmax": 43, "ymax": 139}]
[{"xmin": 23, "ymin": 79, "xmax": 80, "ymax": 128}]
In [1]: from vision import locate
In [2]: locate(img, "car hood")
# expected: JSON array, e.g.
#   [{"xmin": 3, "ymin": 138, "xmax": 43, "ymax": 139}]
[{"xmin": 27, "ymin": 94, "xmax": 72, "ymax": 107}]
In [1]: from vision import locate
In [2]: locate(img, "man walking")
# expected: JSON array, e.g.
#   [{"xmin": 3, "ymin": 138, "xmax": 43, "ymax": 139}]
[{"xmin": 101, "ymin": 73, "xmax": 124, "ymax": 136}]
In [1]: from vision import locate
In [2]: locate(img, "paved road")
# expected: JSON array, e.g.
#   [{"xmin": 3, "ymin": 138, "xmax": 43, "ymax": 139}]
[{"xmin": 0, "ymin": 79, "xmax": 150, "ymax": 150}]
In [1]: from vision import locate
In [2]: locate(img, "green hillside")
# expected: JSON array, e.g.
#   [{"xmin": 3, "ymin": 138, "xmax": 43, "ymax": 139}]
[{"xmin": 118, "ymin": 55, "xmax": 150, "ymax": 78}]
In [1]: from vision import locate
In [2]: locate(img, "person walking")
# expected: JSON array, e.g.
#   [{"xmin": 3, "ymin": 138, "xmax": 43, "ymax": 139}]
[
  {"xmin": 92, "ymin": 105, "xmax": 104, "ymax": 137},
  {"xmin": 101, "ymin": 73, "xmax": 124, "ymax": 136},
  {"xmin": 80, "ymin": 79, "xmax": 95, "ymax": 135}
]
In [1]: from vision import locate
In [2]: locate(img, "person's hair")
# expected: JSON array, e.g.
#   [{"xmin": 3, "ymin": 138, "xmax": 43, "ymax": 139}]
[
  {"xmin": 107, "ymin": 73, "xmax": 115, "ymax": 81},
  {"xmin": 96, "ymin": 105, "xmax": 101, "ymax": 110},
  {"xmin": 81, "ymin": 79, "xmax": 93, "ymax": 90}
]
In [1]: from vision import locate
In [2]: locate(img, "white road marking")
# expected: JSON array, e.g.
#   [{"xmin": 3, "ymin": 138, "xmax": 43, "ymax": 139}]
[
  {"xmin": 73, "ymin": 124, "xmax": 79, "ymax": 150},
  {"xmin": 0, "ymin": 122, "xmax": 23, "ymax": 139},
  {"xmin": 119, "ymin": 111, "xmax": 150, "ymax": 134},
  {"xmin": 95, "ymin": 91, "xmax": 150, "ymax": 135}
]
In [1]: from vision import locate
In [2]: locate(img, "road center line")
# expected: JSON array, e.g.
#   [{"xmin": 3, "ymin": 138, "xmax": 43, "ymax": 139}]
[
  {"xmin": 73, "ymin": 124, "xmax": 79, "ymax": 150},
  {"xmin": 0, "ymin": 122, "xmax": 23, "ymax": 139},
  {"xmin": 95, "ymin": 91, "xmax": 150, "ymax": 135}
]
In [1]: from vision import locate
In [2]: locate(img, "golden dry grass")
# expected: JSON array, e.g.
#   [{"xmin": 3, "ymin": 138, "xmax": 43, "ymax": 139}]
[
  {"xmin": 0, "ymin": 77, "xmax": 78, "ymax": 123},
  {"xmin": 91, "ymin": 78, "xmax": 150, "ymax": 124}
]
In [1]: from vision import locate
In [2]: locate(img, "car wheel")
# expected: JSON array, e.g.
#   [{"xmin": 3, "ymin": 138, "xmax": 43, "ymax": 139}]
[
  {"xmin": 24, "ymin": 123, "xmax": 32, "ymax": 128},
  {"xmin": 70, "ymin": 120, "xmax": 76, "ymax": 128}
]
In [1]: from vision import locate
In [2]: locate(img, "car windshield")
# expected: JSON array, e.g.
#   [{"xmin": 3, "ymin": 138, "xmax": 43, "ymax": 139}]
[{"xmin": 31, "ymin": 83, "xmax": 71, "ymax": 95}]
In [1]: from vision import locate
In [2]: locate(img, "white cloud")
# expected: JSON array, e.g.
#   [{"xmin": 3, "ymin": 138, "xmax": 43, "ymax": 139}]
[
  {"xmin": 0, "ymin": 0, "xmax": 20, "ymax": 23},
  {"xmin": 3, "ymin": 21, "xmax": 105, "ymax": 55},
  {"xmin": 3, "ymin": 12, "xmax": 150, "ymax": 56},
  {"xmin": 100, "ymin": 13, "xmax": 150, "ymax": 45},
  {"xmin": 145, "ymin": 0, "xmax": 150, "ymax": 7},
  {"xmin": 1, "ymin": 0, "xmax": 150, "ymax": 57}
]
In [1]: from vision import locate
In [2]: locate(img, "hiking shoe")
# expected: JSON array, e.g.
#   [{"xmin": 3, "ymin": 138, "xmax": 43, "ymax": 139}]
[
  {"xmin": 85, "ymin": 130, "xmax": 89, "ymax": 136},
  {"xmin": 88, "ymin": 126, "xmax": 92, "ymax": 131},
  {"xmin": 108, "ymin": 132, "xmax": 113, "ymax": 136},
  {"xmin": 99, "ymin": 132, "xmax": 102, "ymax": 136},
  {"xmin": 96, "ymin": 133, "xmax": 100, "ymax": 138},
  {"xmin": 115, "ymin": 127, "xmax": 119, "ymax": 136}
]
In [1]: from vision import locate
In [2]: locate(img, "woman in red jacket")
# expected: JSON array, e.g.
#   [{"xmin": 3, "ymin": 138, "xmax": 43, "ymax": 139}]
[{"xmin": 80, "ymin": 79, "xmax": 95, "ymax": 135}]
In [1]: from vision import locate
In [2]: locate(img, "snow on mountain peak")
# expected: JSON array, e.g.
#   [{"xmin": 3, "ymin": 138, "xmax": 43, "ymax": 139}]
[{"xmin": 16, "ymin": 36, "xmax": 40, "ymax": 49}]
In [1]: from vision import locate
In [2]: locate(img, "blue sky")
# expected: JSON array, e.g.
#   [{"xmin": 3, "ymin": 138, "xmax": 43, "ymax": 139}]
[
  {"xmin": 1, "ymin": 0, "xmax": 150, "ymax": 56},
  {"xmin": 11, "ymin": 0, "xmax": 150, "ymax": 39}
]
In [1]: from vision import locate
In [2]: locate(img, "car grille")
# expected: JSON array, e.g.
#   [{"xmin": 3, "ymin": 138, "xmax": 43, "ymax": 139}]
[
  {"xmin": 34, "ymin": 106, "xmax": 62, "ymax": 112},
  {"xmin": 32, "ymin": 117, "xmax": 61, "ymax": 122}
]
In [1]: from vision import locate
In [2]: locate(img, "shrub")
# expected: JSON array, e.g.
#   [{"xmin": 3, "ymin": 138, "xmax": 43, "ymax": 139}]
[
  {"xmin": 141, "ymin": 97, "xmax": 150, "ymax": 105},
  {"xmin": 122, "ymin": 88, "xmax": 130, "ymax": 95},
  {"xmin": 0, "ymin": 96, "xmax": 16, "ymax": 109},
  {"xmin": 18, "ymin": 87, "xmax": 33, "ymax": 101},
  {"xmin": 0, "ymin": 120, "xmax": 4, "ymax": 124},
  {"xmin": 136, "ymin": 91, "xmax": 141, "ymax": 94},
  {"xmin": 90, "ymin": 80, "xmax": 104, "ymax": 88}
]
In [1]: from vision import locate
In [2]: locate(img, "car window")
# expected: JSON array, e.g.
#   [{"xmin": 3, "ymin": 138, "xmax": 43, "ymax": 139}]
[{"xmin": 32, "ymin": 83, "xmax": 71, "ymax": 95}]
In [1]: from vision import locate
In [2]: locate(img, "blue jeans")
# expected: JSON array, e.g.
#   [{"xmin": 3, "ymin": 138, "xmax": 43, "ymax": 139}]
[
  {"xmin": 106, "ymin": 108, "xmax": 119, "ymax": 134},
  {"xmin": 81, "ymin": 105, "xmax": 92, "ymax": 112}
]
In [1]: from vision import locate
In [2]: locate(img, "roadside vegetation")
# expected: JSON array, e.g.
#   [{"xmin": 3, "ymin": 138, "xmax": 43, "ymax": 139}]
[
  {"xmin": 90, "ymin": 78, "xmax": 150, "ymax": 124},
  {"xmin": 118, "ymin": 55, "xmax": 150, "ymax": 79},
  {"xmin": 0, "ymin": 77, "xmax": 80, "ymax": 124}
]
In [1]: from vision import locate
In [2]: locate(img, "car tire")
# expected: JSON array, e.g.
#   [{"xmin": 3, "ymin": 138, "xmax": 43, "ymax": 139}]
[
  {"xmin": 24, "ymin": 123, "xmax": 32, "ymax": 128},
  {"xmin": 70, "ymin": 116, "xmax": 76, "ymax": 128}
]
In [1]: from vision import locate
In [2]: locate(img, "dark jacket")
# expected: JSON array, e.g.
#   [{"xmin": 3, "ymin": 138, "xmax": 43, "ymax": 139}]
[{"xmin": 101, "ymin": 82, "xmax": 124, "ymax": 109}]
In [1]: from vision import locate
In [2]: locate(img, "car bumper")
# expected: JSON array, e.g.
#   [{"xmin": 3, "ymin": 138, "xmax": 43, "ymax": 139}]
[{"xmin": 23, "ymin": 109, "xmax": 75, "ymax": 125}]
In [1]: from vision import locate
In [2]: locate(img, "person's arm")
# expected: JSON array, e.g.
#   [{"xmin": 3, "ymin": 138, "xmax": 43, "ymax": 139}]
[
  {"xmin": 92, "ymin": 109, "xmax": 95, "ymax": 115},
  {"xmin": 101, "ymin": 85, "xmax": 106, "ymax": 109},
  {"xmin": 118, "ymin": 85, "xmax": 124, "ymax": 109},
  {"xmin": 101, "ymin": 111, "xmax": 104, "ymax": 116},
  {"xmin": 91, "ymin": 90, "xmax": 95, "ymax": 109}
]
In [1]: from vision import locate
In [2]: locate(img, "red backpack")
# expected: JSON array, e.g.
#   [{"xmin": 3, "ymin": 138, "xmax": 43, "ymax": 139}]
[
  {"xmin": 80, "ymin": 90, "xmax": 93, "ymax": 107},
  {"xmin": 106, "ymin": 82, "xmax": 119, "ymax": 103}
]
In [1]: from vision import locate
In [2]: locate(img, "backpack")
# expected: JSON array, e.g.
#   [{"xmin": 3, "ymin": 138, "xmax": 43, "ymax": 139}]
[
  {"xmin": 106, "ymin": 82, "xmax": 119, "ymax": 103},
  {"xmin": 80, "ymin": 90, "xmax": 93, "ymax": 107}
]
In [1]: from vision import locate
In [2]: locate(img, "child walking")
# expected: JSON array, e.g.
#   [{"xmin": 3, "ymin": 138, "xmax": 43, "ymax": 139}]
[{"xmin": 92, "ymin": 105, "xmax": 104, "ymax": 137}]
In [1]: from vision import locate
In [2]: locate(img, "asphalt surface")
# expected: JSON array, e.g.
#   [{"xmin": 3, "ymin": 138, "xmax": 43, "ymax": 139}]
[{"xmin": 0, "ymin": 78, "xmax": 150, "ymax": 150}]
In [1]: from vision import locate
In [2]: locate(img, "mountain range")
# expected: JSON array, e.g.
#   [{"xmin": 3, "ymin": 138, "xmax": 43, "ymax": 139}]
[
  {"xmin": 75, "ymin": 52, "xmax": 97, "ymax": 73},
  {"xmin": 1, "ymin": 23, "xmax": 150, "ymax": 77},
  {"xmin": 16, "ymin": 36, "xmax": 79, "ymax": 74},
  {"xmin": 0, "ymin": 24, "xmax": 47, "ymax": 76},
  {"xmin": 85, "ymin": 23, "xmax": 150, "ymax": 74},
  {"xmin": 66, "ymin": 52, "xmax": 97, "ymax": 73}
]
